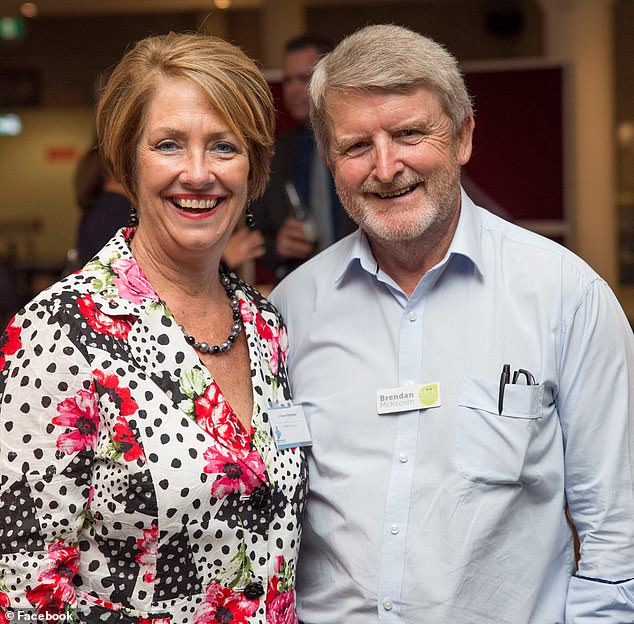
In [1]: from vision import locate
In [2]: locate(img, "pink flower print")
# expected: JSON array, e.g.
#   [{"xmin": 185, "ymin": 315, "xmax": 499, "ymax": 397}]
[
  {"xmin": 93, "ymin": 369, "xmax": 138, "ymax": 416},
  {"xmin": 111, "ymin": 258, "xmax": 158, "ymax": 305},
  {"xmin": 52, "ymin": 387, "xmax": 99, "ymax": 455},
  {"xmin": 0, "ymin": 321, "xmax": 21, "ymax": 370},
  {"xmin": 25, "ymin": 540, "xmax": 80, "ymax": 615},
  {"xmin": 0, "ymin": 591, "xmax": 10, "ymax": 624},
  {"xmin": 268, "ymin": 324, "xmax": 288, "ymax": 376},
  {"xmin": 260, "ymin": 317, "xmax": 287, "ymax": 376},
  {"xmin": 239, "ymin": 297, "xmax": 254, "ymax": 323},
  {"xmin": 77, "ymin": 293, "xmax": 132, "ymax": 339},
  {"xmin": 195, "ymin": 581, "xmax": 258, "ymax": 624},
  {"xmin": 203, "ymin": 444, "xmax": 267, "ymax": 499},
  {"xmin": 194, "ymin": 382, "xmax": 250, "ymax": 454},
  {"xmin": 255, "ymin": 311, "xmax": 274, "ymax": 341},
  {"xmin": 74, "ymin": 591, "xmax": 121, "ymax": 612},
  {"xmin": 112, "ymin": 416, "xmax": 145, "ymax": 462},
  {"xmin": 136, "ymin": 522, "xmax": 158, "ymax": 583},
  {"xmin": 266, "ymin": 588, "xmax": 296, "ymax": 624},
  {"xmin": 266, "ymin": 556, "xmax": 297, "ymax": 624}
]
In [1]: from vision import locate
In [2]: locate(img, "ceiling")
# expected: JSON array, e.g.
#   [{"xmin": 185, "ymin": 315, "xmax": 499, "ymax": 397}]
[{"xmin": 1, "ymin": 0, "xmax": 262, "ymax": 17}]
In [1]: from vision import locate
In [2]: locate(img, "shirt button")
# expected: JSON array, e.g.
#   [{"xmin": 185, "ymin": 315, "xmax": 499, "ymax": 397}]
[
  {"xmin": 408, "ymin": 312, "xmax": 417, "ymax": 322},
  {"xmin": 248, "ymin": 485, "xmax": 271, "ymax": 510},
  {"xmin": 399, "ymin": 453, "xmax": 408, "ymax": 463},
  {"xmin": 244, "ymin": 581, "xmax": 265, "ymax": 599},
  {"xmin": 390, "ymin": 524, "xmax": 400, "ymax": 535},
  {"xmin": 383, "ymin": 597, "xmax": 394, "ymax": 610}
]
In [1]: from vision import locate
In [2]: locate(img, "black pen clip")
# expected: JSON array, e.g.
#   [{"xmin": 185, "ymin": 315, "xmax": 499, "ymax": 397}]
[
  {"xmin": 498, "ymin": 363, "xmax": 511, "ymax": 415},
  {"xmin": 512, "ymin": 368, "xmax": 536, "ymax": 385},
  {"xmin": 498, "ymin": 365, "xmax": 537, "ymax": 414}
]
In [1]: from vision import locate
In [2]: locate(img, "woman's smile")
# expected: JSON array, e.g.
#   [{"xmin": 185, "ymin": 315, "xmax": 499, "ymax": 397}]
[{"xmin": 170, "ymin": 194, "xmax": 223, "ymax": 216}]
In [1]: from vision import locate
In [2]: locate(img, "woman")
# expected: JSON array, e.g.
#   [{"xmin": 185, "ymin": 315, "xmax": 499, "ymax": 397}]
[{"xmin": 0, "ymin": 33, "xmax": 306, "ymax": 623}]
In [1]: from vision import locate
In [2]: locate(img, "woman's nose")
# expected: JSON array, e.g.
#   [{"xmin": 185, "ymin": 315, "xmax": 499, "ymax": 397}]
[{"xmin": 180, "ymin": 152, "xmax": 214, "ymax": 187}]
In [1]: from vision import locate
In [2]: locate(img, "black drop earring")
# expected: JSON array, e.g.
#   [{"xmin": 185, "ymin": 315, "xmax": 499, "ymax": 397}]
[
  {"xmin": 127, "ymin": 207, "xmax": 138, "ymax": 227},
  {"xmin": 245, "ymin": 203, "xmax": 256, "ymax": 230}
]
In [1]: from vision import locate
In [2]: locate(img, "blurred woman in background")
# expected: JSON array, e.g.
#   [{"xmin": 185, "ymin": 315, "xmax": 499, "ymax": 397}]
[{"xmin": 73, "ymin": 141, "xmax": 133, "ymax": 266}]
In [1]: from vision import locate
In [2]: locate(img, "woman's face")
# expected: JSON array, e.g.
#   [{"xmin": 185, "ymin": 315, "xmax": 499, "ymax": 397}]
[{"xmin": 134, "ymin": 76, "xmax": 250, "ymax": 261}]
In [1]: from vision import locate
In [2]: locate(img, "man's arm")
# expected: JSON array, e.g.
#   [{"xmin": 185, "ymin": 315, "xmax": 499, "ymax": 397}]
[{"xmin": 558, "ymin": 279, "xmax": 634, "ymax": 621}]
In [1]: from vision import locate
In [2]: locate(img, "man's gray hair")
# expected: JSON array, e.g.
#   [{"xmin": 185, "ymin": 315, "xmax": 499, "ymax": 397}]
[{"xmin": 309, "ymin": 24, "xmax": 473, "ymax": 163}]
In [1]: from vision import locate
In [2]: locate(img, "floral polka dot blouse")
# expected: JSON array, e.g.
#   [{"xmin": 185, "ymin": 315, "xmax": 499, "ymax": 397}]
[{"xmin": 0, "ymin": 229, "xmax": 307, "ymax": 624}]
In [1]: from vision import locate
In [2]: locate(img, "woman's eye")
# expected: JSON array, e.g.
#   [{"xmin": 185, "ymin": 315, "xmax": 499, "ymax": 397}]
[
  {"xmin": 156, "ymin": 140, "xmax": 179, "ymax": 152},
  {"xmin": 214, "ymin": 142, "xmax": 238, "ymax": 155}
]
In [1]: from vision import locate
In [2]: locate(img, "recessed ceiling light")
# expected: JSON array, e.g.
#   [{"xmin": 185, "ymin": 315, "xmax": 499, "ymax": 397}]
[
  {"xmin": 0, "ymin": 114, "xmax": 22, "ymax": 137},
  {"xmin": 20, "ymin": 3, "xmax": 38, "ymax": 18},
  {"xmin": 214, "ymin": 0, "xmax": 232, "ymax": 9}
]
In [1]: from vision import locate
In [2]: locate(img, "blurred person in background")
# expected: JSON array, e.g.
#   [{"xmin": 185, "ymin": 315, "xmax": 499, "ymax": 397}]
[
  {"xmin": 0, "ymin": 258, "xmax": 22, "ymax": 329},
  {"xmin": 0, "ymin": 31, "xmax": 306, "ymax": 623},
  {"xmin": 253, "ymin": 35, "xmax": 356, "ymax": 281},
  {"xmin": 73, "ymin": 141, "xmax": 132, "ymax": 267}
]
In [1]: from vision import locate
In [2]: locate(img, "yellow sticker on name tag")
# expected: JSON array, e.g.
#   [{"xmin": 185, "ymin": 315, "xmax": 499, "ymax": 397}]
[{"xmin": 376, "ymin": 383, "xmax": 442, "ymax": 414}]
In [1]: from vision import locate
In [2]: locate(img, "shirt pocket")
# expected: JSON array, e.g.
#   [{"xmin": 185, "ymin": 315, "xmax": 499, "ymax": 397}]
[{"xmin": 456, "ymin": 375, "xmax": 544, "ymax": 485}]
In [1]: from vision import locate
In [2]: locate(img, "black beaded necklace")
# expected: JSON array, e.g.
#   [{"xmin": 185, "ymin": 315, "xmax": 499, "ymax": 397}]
[{"xmin": 179, "ymin": 267, "xmax": 242, "ymax": 354}]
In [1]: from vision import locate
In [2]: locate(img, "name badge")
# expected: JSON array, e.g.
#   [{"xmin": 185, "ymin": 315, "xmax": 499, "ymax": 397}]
[
  {"xmin": 268, "ymin": 404, "xmax": 313, "ymax": 450},
  {"xmin": 376, "ymin": 383, "xmax": 441, "ymax": 415}
]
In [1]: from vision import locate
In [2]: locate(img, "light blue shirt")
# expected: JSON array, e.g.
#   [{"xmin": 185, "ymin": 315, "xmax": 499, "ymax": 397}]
[{"xmin": 270, "ymin": 191, "xmax": 634, "ymax": 624}]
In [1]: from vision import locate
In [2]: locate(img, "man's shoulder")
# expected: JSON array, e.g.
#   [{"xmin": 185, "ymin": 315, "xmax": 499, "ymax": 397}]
[
  {"xmin": 477, "ymin": 207, "xmax": 601, "ymax": 285},
  {"xmin": 270, "ymin": 233, "xmax": 358, "ymax": 307}
]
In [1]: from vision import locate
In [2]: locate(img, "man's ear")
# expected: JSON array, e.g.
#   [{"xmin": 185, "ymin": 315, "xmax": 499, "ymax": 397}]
[{"xmin": 456, "ymin": 115, "xmax": 475, "ymax": 166}]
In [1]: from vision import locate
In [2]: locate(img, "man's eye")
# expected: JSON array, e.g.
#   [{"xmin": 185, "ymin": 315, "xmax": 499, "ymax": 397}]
[
  {"xmin": 345, "ymin": 142, "xmax": 370, "ymax": 156},
  {"xmin": 397, "ymin": 129, "xmax": 423, "ymax": 142}
]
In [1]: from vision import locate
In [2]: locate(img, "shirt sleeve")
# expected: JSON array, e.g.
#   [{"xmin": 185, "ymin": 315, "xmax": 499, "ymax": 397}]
[
  {"xmin": 557, "ymin": 278, "xmax": 634, "ymax": 621},
  {"xmin": 0, "ymin": 308, "xmax": 94, "ymax": 616},
  {"xmin": 566, "ymin": 576, "xmax": 634, "ymax": 621}
]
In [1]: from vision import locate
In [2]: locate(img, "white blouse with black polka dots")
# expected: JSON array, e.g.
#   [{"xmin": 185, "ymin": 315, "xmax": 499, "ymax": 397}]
[{"xmin": 0, "ymin": 229, "xmax": 307, "ymax": 624}]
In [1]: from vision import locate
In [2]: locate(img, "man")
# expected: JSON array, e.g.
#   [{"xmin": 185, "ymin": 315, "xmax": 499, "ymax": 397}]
[
  {"xmin": 253, "ymin": 35, "xmax": 355, "ymax": 281},
  {"xmin": 270, "ymin": 24, "xmax": 634, "ymax": 624}
]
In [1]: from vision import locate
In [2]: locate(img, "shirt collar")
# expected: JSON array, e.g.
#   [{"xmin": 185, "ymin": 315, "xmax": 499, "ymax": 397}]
[
  {"xmin": 334, "ymin": 186, "xmax": 484, "ymax": 285},
  {"xmin": 449, "ymin": 187, "xmax": 485, "ymax": 277},
  {"xmin": 333, "ymin": 229, "xmax": 374, "ymax": 284}
]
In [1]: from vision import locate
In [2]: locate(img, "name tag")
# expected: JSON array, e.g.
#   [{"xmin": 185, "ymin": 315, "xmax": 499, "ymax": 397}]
[
  {"xmin": 376, "ymin": 382, "xmax": 442, "ymax": 414},
  {"xmin": 268, "ymin": 404, "xmax": 313, "ymax": 450}
]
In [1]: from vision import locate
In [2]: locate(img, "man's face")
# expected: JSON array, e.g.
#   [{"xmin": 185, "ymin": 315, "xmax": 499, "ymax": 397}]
[
  {"xmin": 282, "ymin": 46, "xmax": 321, "ymax": 124},
  {"xmin": 327, "ymin": 86, "xmax": 473, "ymax": 243}
]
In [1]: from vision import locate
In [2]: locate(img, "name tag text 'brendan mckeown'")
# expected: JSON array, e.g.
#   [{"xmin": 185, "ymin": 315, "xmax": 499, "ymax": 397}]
[{"xmin": 376, "ymin": 383, "xmax": 442, "ymax": 415}]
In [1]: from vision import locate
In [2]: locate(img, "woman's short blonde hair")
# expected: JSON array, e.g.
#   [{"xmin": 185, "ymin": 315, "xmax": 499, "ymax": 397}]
[
  {"xmin": 309, "ymin": 24, "xmax": 473, "ymax": 164},
  {"xmin": 96, "ymin": 32, "xmax": 275, "ymax": 202}
]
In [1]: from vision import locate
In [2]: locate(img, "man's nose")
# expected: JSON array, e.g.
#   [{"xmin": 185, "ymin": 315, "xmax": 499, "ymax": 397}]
[{"xmin": 373, "ymin": 141, "xmax": 405, "ymax": 183}]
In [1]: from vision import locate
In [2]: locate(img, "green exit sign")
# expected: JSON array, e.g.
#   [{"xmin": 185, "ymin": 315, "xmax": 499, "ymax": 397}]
[{"xmin": 0, "ymin": 17, "xmax": 26, "ymax": 40}]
